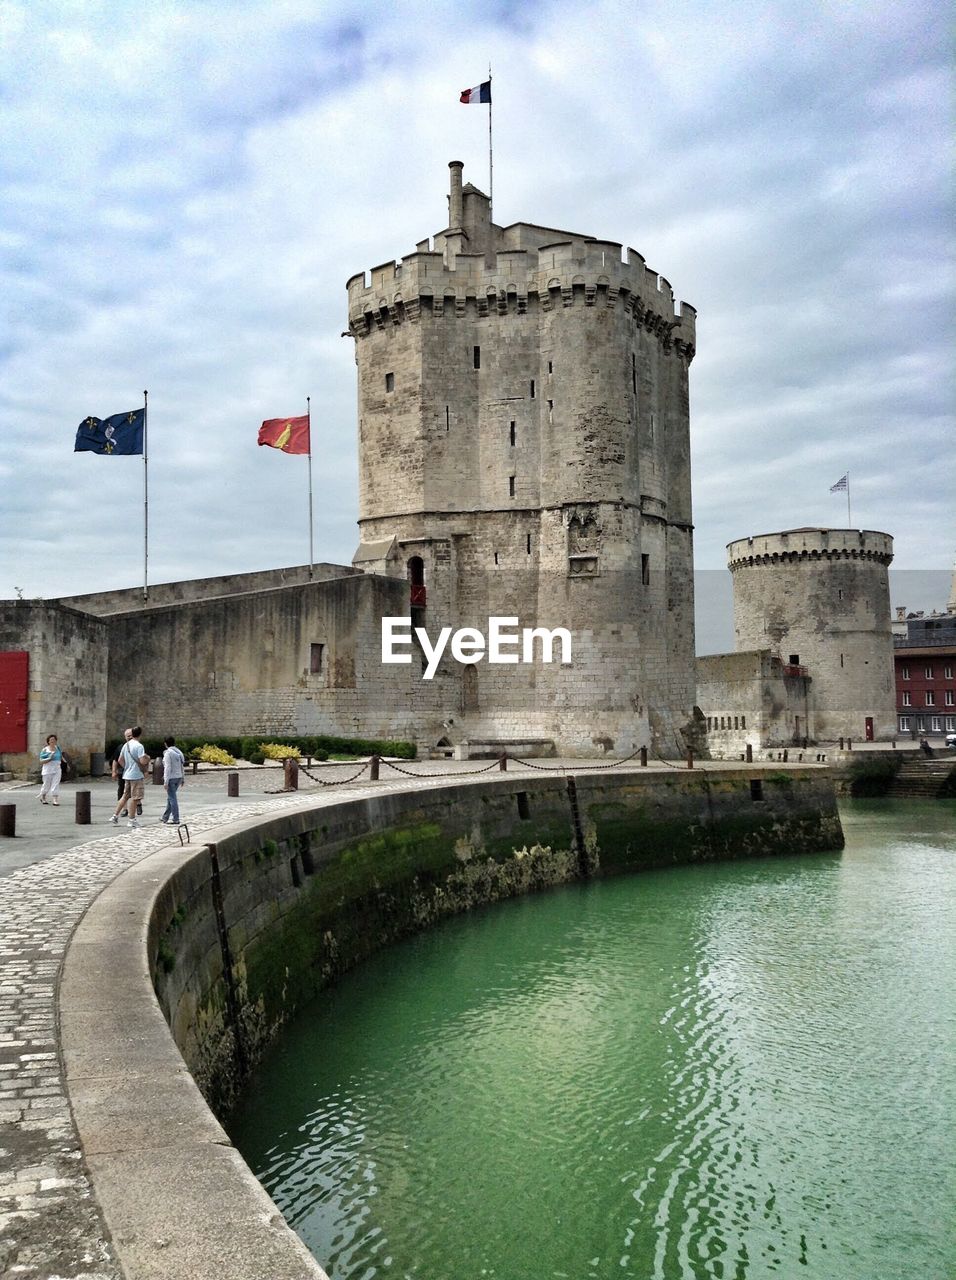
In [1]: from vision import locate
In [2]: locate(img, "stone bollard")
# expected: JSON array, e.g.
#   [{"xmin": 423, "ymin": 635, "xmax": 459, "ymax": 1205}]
[
  {"xmin": 75, "ymin": 791, "xmax": 91, "ymax": 825},
  {"xmin": 745, "ymin": 743, "xmax": 753, "ymax": 763},
  {"xmin": 151, "ymin": 759, "xmax": 163, "ymax": 785},
  {"xmin": 847, "ymin": 739, "xmax": 852, "ymax": 752},
  {"xmin": 283, "ymin": 757, "xmax": 299, "ymax": 790},
  {"xmin": 0, "ymin": 804, "xmax": 15, "ymax": 838},
  {"xmin": 498, "ymin": 753, "xmax": 508, "ymax": 771},
  {"xmin": 686, "ymin": 749, "xmax": 694, "ymax": 769},
  {"xmin": 640, "ymin": 746, "xmax": 648, "ymax": 767},
  {"xmin": 783, "ymin": 749, "xmax": 788, "ymax": 762},
  {"xmin": 369, "ymin": 754, "xmax": 380, "ymax": 781},
  {"xmin": 227, "ymin": 772, "xmax": 239, "ymax": 797}
]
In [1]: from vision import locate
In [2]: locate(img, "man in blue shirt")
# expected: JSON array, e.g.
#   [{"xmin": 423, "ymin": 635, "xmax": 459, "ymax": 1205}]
[{"xmin": 108, "ymin": 726, "xmax": 149, "ymax": 830}]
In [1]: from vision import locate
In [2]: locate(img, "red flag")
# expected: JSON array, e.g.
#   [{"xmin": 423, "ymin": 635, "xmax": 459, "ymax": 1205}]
[{"xmin": 258, "ymin": 415, "xmax": 310, "ymax": 454}]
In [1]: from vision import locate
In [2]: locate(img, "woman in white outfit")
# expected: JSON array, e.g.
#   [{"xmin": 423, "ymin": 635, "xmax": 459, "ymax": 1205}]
[{"xmin": 39, "ymin": 734, "xmax": 62, "ymax": 805}]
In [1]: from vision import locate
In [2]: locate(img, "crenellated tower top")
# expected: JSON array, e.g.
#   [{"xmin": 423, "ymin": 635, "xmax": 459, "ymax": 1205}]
[{"xmin": 347, "ymin": 161, "xmax": 696, "ymax": 361}]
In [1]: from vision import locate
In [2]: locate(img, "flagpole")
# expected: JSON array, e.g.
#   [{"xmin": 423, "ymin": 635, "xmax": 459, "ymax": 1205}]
[
  {"xmin": 487, "ymin": 64, "xmax": 493, "ymax": 222},
  {"xmin": 143, "ymin": 389, "xmax": 149, "ymax": 603},
  {"xmin": 846, "ymin": 470, "xmax": 852, "ymax": 528},
  {"xmin": 307, "ymin": 395, "xmax": 314, "ymax": 580}
]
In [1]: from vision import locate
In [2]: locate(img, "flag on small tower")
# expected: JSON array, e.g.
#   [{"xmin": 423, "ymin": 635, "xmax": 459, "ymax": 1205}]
[
  {"xmin": 258, "ymin": 415, "xmax": 310, "ymax": 455},
  {"xmin": 460, "ymin": 80, "xmax": 491, "ymax": 104},
  {"xmin": 830, "ymin": 474, "xmax": 848, "ymax": 492}
]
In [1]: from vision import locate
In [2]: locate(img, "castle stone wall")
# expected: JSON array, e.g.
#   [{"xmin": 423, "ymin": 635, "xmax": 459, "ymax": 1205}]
[
  {"xmin": 347, "ymin": 164, "xmax": 697, "ymax": 755},
  {"xmin": 104, "ymin": 575, "xmax": 448, "ymax": 745},
  {"xmin": 728, "ymin": 529, "xmax": 895, "ymax": 742},
  {"xmin": 0, "ymin": 603, "xmax": 108, "ymax": 775}
]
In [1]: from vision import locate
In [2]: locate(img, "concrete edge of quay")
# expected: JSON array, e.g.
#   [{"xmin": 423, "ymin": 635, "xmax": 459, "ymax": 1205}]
[{"xmin": 43, "ymin": 761, "xmax": 837, "ymax": 1279}]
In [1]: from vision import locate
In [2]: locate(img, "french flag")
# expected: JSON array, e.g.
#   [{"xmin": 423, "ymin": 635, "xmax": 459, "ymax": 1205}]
[{"xmin": 460, "ymin": 80, "xmax": 491, "ymax": 104}]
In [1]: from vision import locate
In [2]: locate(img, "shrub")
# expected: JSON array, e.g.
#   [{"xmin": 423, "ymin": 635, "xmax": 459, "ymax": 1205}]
[
  {"xmin": 259, "ymin": 742, "xmax": 301, "ymax": 760},
  {"xmin": 190, "ymin": 744, "xmax": 236, "ymax": 766}
]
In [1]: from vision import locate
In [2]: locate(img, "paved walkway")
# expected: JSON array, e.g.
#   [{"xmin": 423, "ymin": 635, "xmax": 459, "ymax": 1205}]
[{"xmin": 0, "ymin": 756, "xmax": 829, "ymax": 1278}]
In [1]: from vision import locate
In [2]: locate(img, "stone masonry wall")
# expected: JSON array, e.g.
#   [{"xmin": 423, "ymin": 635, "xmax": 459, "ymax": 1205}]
[
  {"xmin": 728, "ymin": 529, "xmax": 895, "ymax": 742},
  {"xmin": 0, "ymin": 602, "xmax": 108, "ymax": 775}
]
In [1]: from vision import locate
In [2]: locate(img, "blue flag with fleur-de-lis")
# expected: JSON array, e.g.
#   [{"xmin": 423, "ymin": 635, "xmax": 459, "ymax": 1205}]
[{"xmin": 74, "ymin": 408, "xmax": 145, "ymax": 455}]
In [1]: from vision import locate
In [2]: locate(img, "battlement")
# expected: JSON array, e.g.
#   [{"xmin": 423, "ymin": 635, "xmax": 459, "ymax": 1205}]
[
  {"xmin": 727, "ymin": 528, "xmax": 894, "ymax": 570},
  {"xmin": 346, "ymin": 163, "xmax": 695, "ymax": 356}
]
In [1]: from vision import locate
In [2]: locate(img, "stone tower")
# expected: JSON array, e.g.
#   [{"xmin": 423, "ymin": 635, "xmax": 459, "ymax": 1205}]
[
  {"xmin": 346, "ymin": 163, "xmax": 698, "ymax": 755},
  {"xmin": 727, "ymin": 528, "xmax": 896, "ymax": 742}
]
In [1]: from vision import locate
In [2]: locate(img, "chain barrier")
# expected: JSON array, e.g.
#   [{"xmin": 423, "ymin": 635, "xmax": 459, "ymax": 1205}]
[
  {"xmin": 508, "ymin": 747, "xmax": 646, "ymax": 773},
  {"xmin": 299, "ymin": 761, "xmax": 371, "ymax": 787},
  {"xmin": 380, "ymin": 757, "xmax": 502, "ymax": 779}
]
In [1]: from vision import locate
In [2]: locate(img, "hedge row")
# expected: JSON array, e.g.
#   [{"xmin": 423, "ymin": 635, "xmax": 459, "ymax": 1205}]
[{"xmin": 105, "ymin": 733, "xmax": 417, "ymax": 763}]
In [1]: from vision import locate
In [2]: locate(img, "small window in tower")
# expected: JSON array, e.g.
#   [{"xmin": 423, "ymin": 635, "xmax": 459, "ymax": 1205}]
[
  {"xmin": 734, "ymin": 716, "xmax": 739, "ymax": 729},
  {"xmin": 474, "ymin": 346, "xmax": 481, "ymax": 369},
  {"xmin": 494, "ymin": 551, "xmax": 499, "ymax": 566},
  {"xmin": 509, "ymin": 421, "xmax": 516, "ymax": 447},
  {"xmin": 526, "ymin": 532, "xmax": 532, "ymax": 554},
  {"xmin": 530, "ymin": 379, "xmax": 536, "ymax": 399},
  {"xmin": 310, "ymin": 643, "xmax": 324, "ymax": 675},
  {"xmin": 641, "ymin": 554, "xmax": 650, "ymax": 586},
  {"xmin": 509, "ymin": 475, "xmax": 516, "ymax": 498},
  {"xmin": 789, "ymin": 654, "xmax": 800, "ymax": 666},
  {"xmin": 445, "ymin": 405, "xmax": 450, "ymax": 431},
  {"xmin": 632, "ymin": 353, "xmax": 637, "ymax": 392},
  {"xmin": 838, "ymin": 589, "xmax": 843, "ymax": 600},
  {"xmin": 741, "ymin": 715, "xmax": 746, "ymax": 729},
  {"xmin": 547, "ymin": 399, "xmax": 553, "ymax": 424},
  {"xmin": 548, "ymin": 361, "xmax": 553, "ymax": 375},
  {"xmin": 385, "ymin": 372, "xmax": 394, "ymax": 392}
]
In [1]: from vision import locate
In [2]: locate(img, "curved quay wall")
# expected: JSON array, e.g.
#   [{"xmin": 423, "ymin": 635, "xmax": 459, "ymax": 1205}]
[{"xmin": 60, "ymin": 768, "xmax": 843, "ymax": 1280}]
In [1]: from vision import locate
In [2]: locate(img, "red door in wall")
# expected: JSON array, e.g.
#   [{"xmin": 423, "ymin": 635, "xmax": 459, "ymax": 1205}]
[
  {"xmin": 865, "ymin": 716, "xmax": 874, "ymax": 742},
  {"xmin": 0, "ymin": 652, "xmax": 29, "ymax": 752}
]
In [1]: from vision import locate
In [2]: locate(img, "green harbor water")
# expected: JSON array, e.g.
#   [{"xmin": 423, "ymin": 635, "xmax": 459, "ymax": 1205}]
[{"xmin": 228, "ymin": 801, "xmax": 956, "ymax": 1280}]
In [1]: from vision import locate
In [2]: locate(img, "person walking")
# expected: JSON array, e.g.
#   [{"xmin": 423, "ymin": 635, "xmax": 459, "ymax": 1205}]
[
  {"xmin": 160, "ymin": 736, "xmax": 186, "ymax": 825},
  {"xmin": 108, "ymin": 727, "xmax": 150, "ymax": 830},
  {"xmin": 38, "ymin": 734, "xmax": 62, "ymax": 805},
  {"xmin": 109, "ymin": 728, "xmax": 133, "ymax": 817}
]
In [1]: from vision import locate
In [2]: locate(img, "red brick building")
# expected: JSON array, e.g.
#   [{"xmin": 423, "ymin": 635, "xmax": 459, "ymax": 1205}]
[{"xmin": 894, "ymin": 613, "xmax": 956, "ymax": 739}]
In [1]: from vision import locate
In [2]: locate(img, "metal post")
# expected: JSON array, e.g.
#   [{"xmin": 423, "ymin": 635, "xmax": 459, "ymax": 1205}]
[
  {"xmin": 75, "ymin": 791, "xmax": 91, "ymax": 825},
  {"xmin": 369, "ymin": 754, "xmax": 380, "ymax": 781},
  {"xmin": 783, "ymin": 749, "xmax": 788, "ymax": 762},
  {"xmin": 686, "ymin": 749, "xmax": 694, "ymax": 769},
  {"xmin": 0, "ymin": 804, "xmax": 15, "ymax": 838},
  {"xmin": 640, "ymin": 746, "xmax": 648, "ymax": 767},
  {"xmin": 745, "ymin": 743, "xmax": 753, "ymax": 763},
  {"xmin": 227, "ymin": 772, "xmax": 239, "ymax": 797},
  {"xmin": 283, "ymin": 757, "xmax": 299, "ymax": 790},
  {"xmin": 498, "ymin": 753, "xmax": 508, "ymax": 771}
]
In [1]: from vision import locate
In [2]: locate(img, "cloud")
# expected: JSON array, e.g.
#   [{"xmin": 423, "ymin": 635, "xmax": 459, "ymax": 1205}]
[{"xmin": 1, "ymin": 0, "xmax": 952, "ymax": 604}]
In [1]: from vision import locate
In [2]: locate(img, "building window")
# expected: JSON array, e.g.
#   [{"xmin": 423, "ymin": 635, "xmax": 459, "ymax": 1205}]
[
  {"xmin": 509, "ymin": 420, "xmax": 516, "ymax": 446},
  {"xmin": 899, "ymin": 716, "xmax": 910, "ymax": 732},
  {"xmin": 526, "ymin": 532, "xmax": 532, "ymax": 554},
  {"xmin": 945, "ymin": 665, "xmax": 953, "ymax": 679},
  {"xmin": 925, "ymin": 691, "xmax": 935, "ymax": 706},
  {"xmin": 902, "ymin": 692, "xmax": 911, "ymax": 706},
  {"xmin": 931, "ymin": 716, "xmax": 942, "ymax": 732},
  {"xmin": 945, "ymin": 690, "xmax": 954, "ymax": 706},
  {"xmin": 473, "ymin": 346, "xmax": 481, "ymax": 369},
  {"xmin": 789, "ymin": 654, "xmax": 800, "ymax": 666},
  {"xmin": 946, "ymin": 716, "xmax": 956, "ymax": 731},
  {"xmin": 641, "ymin": 554, "xmax": 650, "ymax": 586},
  {"xmin": 741, "ymin": 715, "xmax": 746, "ymax": 729},
  {"xmin": 840, "ymin": 653, "xmax": 844, "ymax": 668},
  {"xmin": 385, "ymin": 372, "xmax": 394, "ymax": 392},
  {"xmin": 901, "ymin": 666, "xmax": 910, "ymax": 680},
  {"xmin": 547, "ymin": 399, "xmax": 553, "ymax": 424},
  {"xmin": 530, "ymin": 379, "xmax": 535, "ymax": 399},
  {"xmin": 733, "ymin": 716, "xmax": 739, "ymax": 729},
  {"xmin": 445, "ymin": 405, "xmax": 450, "ymax": 431},
  {"xmin": 925, "ymin": 665, "xmax": 934, "ymax": 679},
  {"xmin": 509, "ymin": 475, "xmax": 516, "ymax": 498},
  {"xmin": 548, "ymin": 361, "xmax": 553, "ymax": 375},
  {"xmin": 310, "ymin": 643, "xmax": 324, "ymax": 675}
]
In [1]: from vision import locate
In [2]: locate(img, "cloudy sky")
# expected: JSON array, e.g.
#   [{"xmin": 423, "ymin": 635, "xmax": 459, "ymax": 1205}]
[{"xmin": 2, "ymin": 0, "xmax": 953, "ymax": 632}]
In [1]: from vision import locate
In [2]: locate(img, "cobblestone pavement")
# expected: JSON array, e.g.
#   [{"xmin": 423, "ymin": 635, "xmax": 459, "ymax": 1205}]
[{"xmin": 0, "ymin": 755, "xmax": 825, "ymax": 1277}]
